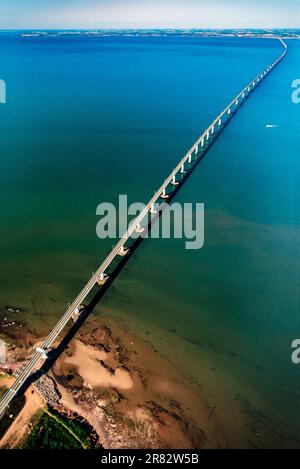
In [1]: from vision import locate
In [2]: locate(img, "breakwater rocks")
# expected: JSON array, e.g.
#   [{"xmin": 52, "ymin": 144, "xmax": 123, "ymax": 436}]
[{"xmin": 33, "ymin": 374, "xmax": 62, "ymax": 407}]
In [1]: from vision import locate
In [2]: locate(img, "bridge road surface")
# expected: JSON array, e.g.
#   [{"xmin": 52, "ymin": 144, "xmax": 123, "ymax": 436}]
[{"xmin": 0, "ymin": 38, "xmax": 287, "ymax": 418}]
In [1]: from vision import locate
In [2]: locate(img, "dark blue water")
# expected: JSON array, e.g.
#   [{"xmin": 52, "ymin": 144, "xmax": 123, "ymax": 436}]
[{"xmin": 0, "ymin": 33, "xmax": 299, "ymax": 447}]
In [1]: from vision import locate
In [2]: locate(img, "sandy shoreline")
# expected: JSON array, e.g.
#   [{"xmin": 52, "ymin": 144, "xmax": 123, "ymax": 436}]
[
  {"xmin": 0, "ymin": 311, "xmax": 227, "ymax": 449},
  {"xmin": 64, "ymin": 341, "xmax": 133, "ymax": 390},
  {"xmin": 0, "ymin": 374, "xmax": 45, "ymax": 449}
]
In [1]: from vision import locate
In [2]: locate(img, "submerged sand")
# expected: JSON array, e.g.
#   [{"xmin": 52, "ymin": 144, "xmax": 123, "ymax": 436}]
[
  {"xmin": 64, "ymin": 341, "xmax": 133, "ymax": 390},
  {"xmin": 0, "ymin": 312, "xmax": 226, "ymax": 449}
]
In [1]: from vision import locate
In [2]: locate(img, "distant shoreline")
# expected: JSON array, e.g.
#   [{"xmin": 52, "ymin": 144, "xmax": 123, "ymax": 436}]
[{"xmin": 0, "ymin": 28, "xmax": 296, "ymax": 40}]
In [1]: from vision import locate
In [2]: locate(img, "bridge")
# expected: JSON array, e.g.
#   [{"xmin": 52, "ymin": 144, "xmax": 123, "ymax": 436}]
[{"xmin": 0, "ymin": 38, "xmax": 287, "ymax": 419}]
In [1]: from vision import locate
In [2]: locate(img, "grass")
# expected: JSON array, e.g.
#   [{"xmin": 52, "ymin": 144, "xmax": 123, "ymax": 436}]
[{"xmin": 23, "ymin": 407, "xmax": 94, "ymax": 449}]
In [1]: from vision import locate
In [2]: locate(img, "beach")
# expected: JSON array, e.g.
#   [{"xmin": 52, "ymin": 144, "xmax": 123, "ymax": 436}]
[{"xmin": 0, "ymin": 313, "xmax": 228, "ymax": 449}]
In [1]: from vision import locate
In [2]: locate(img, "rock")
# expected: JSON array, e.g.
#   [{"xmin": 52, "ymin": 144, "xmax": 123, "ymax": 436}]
[{"xmin": 97, "ymin": 399, "xmax": 107, "ymax": 408}]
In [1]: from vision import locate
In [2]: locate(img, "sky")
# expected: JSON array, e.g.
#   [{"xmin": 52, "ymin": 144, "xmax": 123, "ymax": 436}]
[{"xmin": 0, "ymin": 0, "xmax": 299, "ymax": 30}]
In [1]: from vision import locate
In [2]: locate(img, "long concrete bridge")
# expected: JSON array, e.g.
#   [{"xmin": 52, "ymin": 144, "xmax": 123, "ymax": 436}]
[{"xmin": 0, "ymin": 38, "xmax": 287, "ymax": 418}]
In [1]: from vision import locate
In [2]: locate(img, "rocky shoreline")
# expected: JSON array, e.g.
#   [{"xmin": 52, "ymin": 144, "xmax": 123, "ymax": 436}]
[{"xmin": 0, "ymin": 307, "xmax": 225, "ymax": 449}]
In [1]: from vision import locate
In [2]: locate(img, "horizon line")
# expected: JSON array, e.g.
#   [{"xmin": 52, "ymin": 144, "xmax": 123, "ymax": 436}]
[{"xmin": 0, "ymin": 27, "xmax": 299, "ymax": 31}]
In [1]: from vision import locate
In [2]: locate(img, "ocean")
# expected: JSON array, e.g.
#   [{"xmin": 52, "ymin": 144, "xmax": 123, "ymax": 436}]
[{"xmin": 0, "ymin": 32, "xmax": 299, "ymax": 447}]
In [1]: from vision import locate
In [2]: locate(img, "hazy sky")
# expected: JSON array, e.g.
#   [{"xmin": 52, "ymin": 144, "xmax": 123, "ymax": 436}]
[{"xmin": 0, "ymin": 0, "xmax": 299, "ymax": 29}]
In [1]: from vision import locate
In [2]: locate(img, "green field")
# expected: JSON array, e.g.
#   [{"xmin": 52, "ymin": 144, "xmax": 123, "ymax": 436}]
[{"xmin": 23, "ymin": 408, "xmax": 94, "ymax": 449}]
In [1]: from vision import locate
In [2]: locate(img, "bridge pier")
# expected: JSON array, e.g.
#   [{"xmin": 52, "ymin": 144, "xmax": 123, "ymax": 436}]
[
  {"xmin": 118, "ymin": 245, "xmax": 129, "ymax": 257},
  {"xmin": 171, "ymin": 174, "xmax": 179, "ymax": 185},
  {"xmin": 180, "ymin": 163, "xmax": 185, "ymax": 174},
  {"xmin": 96, "ymin": 272, "xmax": 109, "ymax": 285},
  {"xmin": 218, "ymin": 119, "xmax": 222, "ymax": 126},
  {"xmin": 161, "ymin": 188, "xmax": 169, "ymax": 199},
  {"xmin": 188, "ymin": 153, "xmax": 192, "ymax": 163},
  {"xmin": 201, "ymin": 139, "xmax": 204, "ymax": 148},
  {"xmin": 228, "ymin": 108, "xmax": 231, "ymax": 115},
  {"xmin": 135, "ymin": 222, "xmax": 145, "ymax": 233},
  {"xmin": 195, "ymin": 145, "xmax": 198, "ymax": 155},
  {"xmin": 150, "ymin": 204, "xmax": 157, "ymax": 214},
  {"xmin": 36, "ymin": 347, "xmax": 49, "ymax": 360}
]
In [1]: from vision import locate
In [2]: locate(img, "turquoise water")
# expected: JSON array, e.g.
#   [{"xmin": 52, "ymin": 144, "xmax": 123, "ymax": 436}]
[{"xmin": 0, "ymin": 33, "xmax": 299, "ymax": 447}]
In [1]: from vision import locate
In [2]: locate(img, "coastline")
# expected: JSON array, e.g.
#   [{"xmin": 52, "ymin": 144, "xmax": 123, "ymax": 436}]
[
  {"xmin": 0, "ymin": 310, "xmax": 227, "ymax": 449},
  {"xmin": 15, "ymin": 28, "xmax": 300, "ymax": 40}
]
